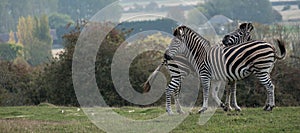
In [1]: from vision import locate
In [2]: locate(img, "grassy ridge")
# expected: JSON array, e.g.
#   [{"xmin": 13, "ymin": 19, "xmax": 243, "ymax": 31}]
[{"xmin": 0, "ymin": 105, "xmax": 299, "ymax": 132}]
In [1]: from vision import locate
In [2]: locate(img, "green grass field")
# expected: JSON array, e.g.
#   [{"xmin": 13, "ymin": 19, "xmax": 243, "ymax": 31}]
[{"xmin": 0, "ymin": 104, "xmax": 299, "ymax": 132}]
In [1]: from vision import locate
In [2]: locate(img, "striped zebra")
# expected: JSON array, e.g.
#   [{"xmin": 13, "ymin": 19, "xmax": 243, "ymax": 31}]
[
  {"xmin": 164, "ymin": 25, "xmax": 285, "ymax": 113},
  {"xmin": 221, "ymin": 22, "xmax": 254, "ymax": 111},
  {"xmin": 143, "ymin": 23, "xmax": 254, "ymax": 115}
]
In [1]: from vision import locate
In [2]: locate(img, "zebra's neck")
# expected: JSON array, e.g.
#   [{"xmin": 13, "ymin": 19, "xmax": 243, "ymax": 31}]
[
  {"xmin": 180, "ymin": 27, "xmax": 211, "ymax": 74},
  {"xmin": 183, "ymin": 42, "xmax": 209, "ymax": 74}
]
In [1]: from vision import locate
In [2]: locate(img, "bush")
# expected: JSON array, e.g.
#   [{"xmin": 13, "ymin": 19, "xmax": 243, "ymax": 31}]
[{"xmin": 0, "ymin": 61, "xmax": 37, "ymax": 106}]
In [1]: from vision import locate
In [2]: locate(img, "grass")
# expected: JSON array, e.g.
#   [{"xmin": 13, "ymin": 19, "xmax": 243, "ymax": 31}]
[
  {"xmin": 174, "ymin": 107, "xmax": 300, "ymax": 132},
  {"xmin": 0, "ymin": 105, "xmax": 299, "ymax": 132},
  {"xmin": 0, "ymin": 105, "xmax": 100, "ymax": 132}
]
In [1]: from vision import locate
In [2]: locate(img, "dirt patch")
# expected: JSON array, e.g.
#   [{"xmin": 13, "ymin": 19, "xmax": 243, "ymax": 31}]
[{"xmin": 0, "ymin": 118, "xmax": 75, "ymax": 132}]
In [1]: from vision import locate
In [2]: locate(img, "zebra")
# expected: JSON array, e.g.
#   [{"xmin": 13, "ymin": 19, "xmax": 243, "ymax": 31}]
[
  {"xmin": 221, "ymin": 22, "xmax": 254, "ymax": 112},
  {"xmin": 164, "ymin": 25, "xmax": 286, "ymax": 113},
  {"xmin": 143, "ymin": 23, "xmax": 254, "ymax": 115}
]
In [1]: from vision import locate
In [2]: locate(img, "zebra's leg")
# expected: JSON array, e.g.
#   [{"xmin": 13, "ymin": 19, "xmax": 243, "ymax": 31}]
[
  {"xmin": 198, "ymin": 77, "xmax": 211, "ymax": 113},
  {"xmin": 256, "ymin": 73, "xmax": 275, "ymax": 111},
  {"xmin": 211, "ymin": 80, "xmax": 225, "ymax": 109},
  {"xmin": 223, "ymin": 81, "xmax": 232, "ymax": 112},
  {"xmin": 230, "ymin": 81, "xmax": 241, "ymax": 111},
  {"xmin": 166, "ymin": 76, "xmax": 181, "ymax": 115},
  {"xmin": 165, "ymin": 87, "xmax": 173, "ymax": 115},
  {"xmin": 265, "ymin": 83, "xmax": 275, "ymax": 111}
]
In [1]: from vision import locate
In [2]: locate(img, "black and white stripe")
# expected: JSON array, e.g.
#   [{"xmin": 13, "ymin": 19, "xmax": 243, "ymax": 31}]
[
  {"xmin": 222, "ymin": 23, "xmax": 253, "ymax": 46},
  {"xmin": 165, "ymin": 25, "xmax": 285, "ymax": 113},
  {"xmin": 143, "ymin": 23, "xmax": 254, "ymax": 114},
  {"xmin": 221, "ymin": 22, "xmax": 254, "ymax": 111}
]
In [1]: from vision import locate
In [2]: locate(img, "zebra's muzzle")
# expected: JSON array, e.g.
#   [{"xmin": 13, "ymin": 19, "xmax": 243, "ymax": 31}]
[
  {"xmin": 222, "ymin": 35, "xmax": 230, "ymax": 46},
  {"xmin": 164, "ymin": 53, "xmax": 173, "ymax": 60}
]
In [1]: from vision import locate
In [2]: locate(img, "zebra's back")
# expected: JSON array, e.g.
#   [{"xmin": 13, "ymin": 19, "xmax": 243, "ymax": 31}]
[{"xmin": 206, "ymin": 40, "xmax": 276, "ymax": 81}]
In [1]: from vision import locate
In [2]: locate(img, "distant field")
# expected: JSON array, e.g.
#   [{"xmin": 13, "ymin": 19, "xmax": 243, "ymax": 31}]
[{"xmin": 0, "ymin": 104, "xmax": 299, "ymax": 132}]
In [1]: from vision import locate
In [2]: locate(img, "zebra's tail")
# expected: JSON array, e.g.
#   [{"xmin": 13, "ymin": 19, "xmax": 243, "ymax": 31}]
[
  {"xmin": 143, "ymin": 61, "xmax": 166, "ymax": 93},
  {"xmin": 275, "ymin": 39, "xmax": 286, "ymax": 60}
]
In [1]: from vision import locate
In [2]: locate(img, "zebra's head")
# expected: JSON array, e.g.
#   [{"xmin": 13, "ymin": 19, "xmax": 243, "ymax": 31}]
[
  {"xmin": 165, "ymin": 25, "xmax": 210, "ymax": 60},
  {"xmin": 164, "ymin": 26, "xmax": 187, "ymax": 60},
  {"xmin": 222, "ymin": 23, "xmax": 254, "ymax": 46},
  {"xmin": 164, "ymin": 37, "xmax": 183, "ymax": 60}
]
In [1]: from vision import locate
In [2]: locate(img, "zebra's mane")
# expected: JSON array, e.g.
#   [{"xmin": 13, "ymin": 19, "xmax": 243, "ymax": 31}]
[
  {"xmin": 174, "ymin": 25, "xmax": 211, "ymax": 47},
  {"xmin": 227, "ymin": 23, "xmax": 253, "ymax": 37}
]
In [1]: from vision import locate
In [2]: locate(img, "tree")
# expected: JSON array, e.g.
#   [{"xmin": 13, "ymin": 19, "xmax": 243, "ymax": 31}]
[
  {"xmin": 16, "ymin": 15, "xmax": 52, "ymax": 66},
  {"xmin": 8, "ymin": 30, "xmax": 24, "ymax": 58},
  {"xmin": 0, "ymin": 43, "xmax": 22, "ymax": 61},
  {"xmin": 17, "ymin": 16, "xmax": 35, "ymax": 49},
  {"xmin": 200, "ymin": 0, "xmax": 280, "ymax": 24},
  {"xmin": 0, "ymin": 61, "xmax": 34, "ymax": 106},
  {"xmin": 49, "ymin": 13, "xmax": 74, "ymax": 44},
  {"xmin": 38, "ymin": 21, "xmax": 169, "ymax": 106},
  {"xmin": 8, "ymin": 31, "xmax": 16, "ymax": 44},
  {"xmin": 0, "ymin": 0, "xmax": 58, "ymax": 33},
  {"xmin": 38, "ymin": 21, "xmax": 90, "ymax": 106},
  {"xmin": 128, "ymin": 33, "xmax": 170, "ymax": 93},
  {"xmin": 36, "ymin": 15, "xmax": 52, "ymax": 46},
  {"xmin": 49, "ymin": 13, "xmax": 74, "ymax": 29}
]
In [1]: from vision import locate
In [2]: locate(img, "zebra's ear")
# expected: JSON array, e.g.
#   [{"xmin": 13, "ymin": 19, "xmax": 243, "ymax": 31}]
[
  {"xmin": 248, "ymin": 23, "xmax": 254, "ymax": 31},
  {"xmin": 173, "ymin": 29, "xmax": 178, "ymax": 36},
  {"xmin": 239, "ymin": 23, "xmax": 247, "ymax": 30},
  {"xmin": 173, "ymin": 28, "xmax": 183, "ymax": 36},
  {"xmin": 179, "ymin": 28, "xmax": 183, "ymax": 35},
  {"xmin": 173, "ymin": 28, "xmax": 179, "ymax": 36},
  {"xmin": 173, "ymin": 26, "xmax": 184, "ymax": 36}
]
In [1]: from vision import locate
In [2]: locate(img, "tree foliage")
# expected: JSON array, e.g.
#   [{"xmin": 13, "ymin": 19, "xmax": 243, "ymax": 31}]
[
  {"xmin": 0, "ymin": 43, "xmax": 22, "ymax": 61},
  {"xmin": 38, "ymin": 24, "xmax": 82, "ymax": 106},
  {"xmin": 8, "ymin": 31, "xmax": 16, "ymax": 44},
  {"xmin": 0, "ymin": 0, "xmax": 58, "ymax": 33},
  {"xmin": 117, "ymin": 19, "xmax": 177, "ymax": 37},
  {"xmin": 16, "ymin": 15, "xmax": 52, "ymax": 66},
  {"xmin": 49, "ymin": 13, "xmax": 74, "ymax": 44},
  {"xmin": 49, "ymin": 13, "xmax": 74, "ymax": 29},
  {"xmin": 200, "ymin": 0, "xmax": 281, "ymax": 23},
  {"xmin": 0, "ymin": 61, "xmax": 36, "ymax": 106},
  {"xmin": 37, "ymin": 21, "xmax": 171, "ymax": 106},
  {"xmin": 0, "ymin": 0, "xmax": 117, "ymax": 33}
]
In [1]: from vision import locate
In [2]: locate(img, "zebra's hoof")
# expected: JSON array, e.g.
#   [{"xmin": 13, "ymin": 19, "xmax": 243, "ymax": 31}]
[
  {"xmin": 263, "ymin": 104, "xmax": 275, "ymax": 111},
  {"xmin": 235, "ymin": 107, "xmax": 242, "ymax": 112},
  {"xmin": 223, "ymin": 103, "xmax": 232, "ymax": 112},
  {"xmin": 220, "ymin": 103, "xmax": 225, "ymax": 108},
  {"xmin": 198, "ymin": 107, "xmax": 207, "ymax": 114},
  {"xmin": 166, "ymin": 110, "xmax": 174, "ymax": 115},
  {"xmin": 223, "ymin": 106, "xmax": 232, "ymax": 112}
]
